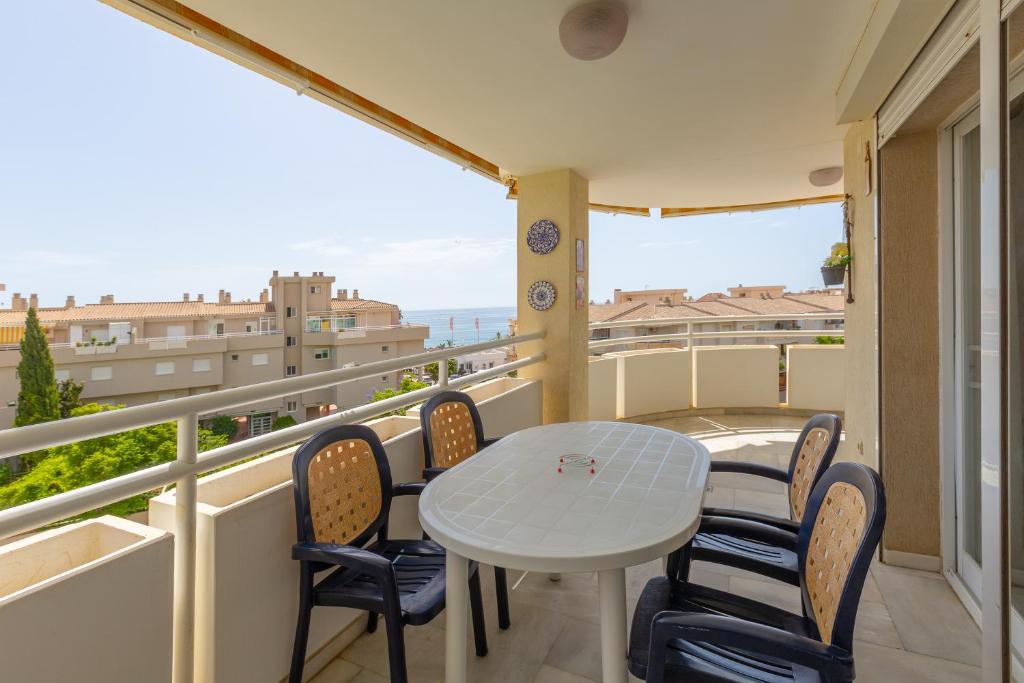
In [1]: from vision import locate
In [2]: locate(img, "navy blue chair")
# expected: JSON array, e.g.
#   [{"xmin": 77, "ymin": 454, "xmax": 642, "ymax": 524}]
[
  {"xmin": 675, "ymin": 414, "xmax": 842, "ymax": 585},
  {"xmin": 420, "ymin": 390, "xmax": 511, "ymax": 630},
  {"xmin": 288, "ymin": 424, "xmax": 489, "ymax": 683},
  {"xmin": 630, "ymin": 462, "xmax": 886, "ymax": 682}
]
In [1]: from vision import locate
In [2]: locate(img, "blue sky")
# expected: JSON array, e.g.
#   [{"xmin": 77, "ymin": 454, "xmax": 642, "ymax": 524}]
[{"xmin": 0, "ymin": 1, "xmax": 841, "ymax": 311}]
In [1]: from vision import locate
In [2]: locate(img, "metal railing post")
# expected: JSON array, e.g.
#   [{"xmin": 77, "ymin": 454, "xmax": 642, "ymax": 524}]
[
  {"xmin": 172, "ymin": 413, "xmax": 198, "ymax": 683},
  {"xmin": 439, "ymin": 354, "xmax": 449, "ymax": 386}
]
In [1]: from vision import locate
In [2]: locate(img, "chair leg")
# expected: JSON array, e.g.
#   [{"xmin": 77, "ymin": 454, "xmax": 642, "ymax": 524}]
[
  {"xmin": 367, "ymin": 612, "xmax": 379, "ymax": 633},
  {"xmin": 289, "ymin": 567, "xmax": 314, "ymax": 683},
  {"xmin": 469, "ymin": 569, "xmax": 489, "ymax": 657},
  {"xmin": 665, "ymin": 543, "xmax": 693, "ymax": 585},
  {"xmin": 383, "ymin": 608, "xmax": 408, "ymax": 683},
  {"xmin": 494, "ymin": 566, "xmax": 511, "ymax": 630}
]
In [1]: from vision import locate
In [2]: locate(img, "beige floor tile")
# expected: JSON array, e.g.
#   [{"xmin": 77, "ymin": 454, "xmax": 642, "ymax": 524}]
[
  {"xmin": 544, "ymin": 618, "xmax": 604, "ymax": 682},
  {"xmin": 731, "ymin": 488, "xmax": 790, "ymax": 517},
  {"xmin": 311, "ymin": 658, "xmax": 362, "ymax": 683},
  {"xmin": 872, "ymin": 562, "xmax": 982, "ymax": 666},
  {"xmin": 701, "ymin": 483, "xmax": 735, "ymax": 509},
  {"xmin": 532, "ymin": 664, "xmax": 597, "ymax": 683},
  {"xmin": 342, "ymin": 622, "xmax": 447, "ymax": 683},
  {"xmin": 349, "ymin": 670, "xmax": 387, "ymax": 683},
  {"xmin": 853, "ymin": 641, "xmax": 982, "ymax": 682},
  {"xmin": 859, "ymin": 569, "xmax": 884, "ymax": 604},
  {"xmin": 511, "ymin": 571, "xmax": 601, "ymax": 625},
  {"xmin": 852, "ymin": 599, "xmax": 904, "ymax": 649},
  {"xmin": 709, "ymin": 471, "xmax": 788, "ymax": 494}
]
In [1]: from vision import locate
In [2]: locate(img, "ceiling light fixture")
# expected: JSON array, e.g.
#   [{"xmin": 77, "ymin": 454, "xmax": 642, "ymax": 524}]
[
  {"xmin": 808, "ymin": 166, "xmax": 843, "ymax": 187},
  {"xmin": 559, "ymin": 1, "xmax": 629, "ymax": 61}
]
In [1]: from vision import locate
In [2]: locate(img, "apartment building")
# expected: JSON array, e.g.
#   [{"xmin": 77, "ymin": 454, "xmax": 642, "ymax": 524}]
[
  {"xmin": 0, "ymin": 271, "xmax": 428, "ymax": 434},
  {"xmin": 610, "ymin": 287, "xmax": 689, "ymax": 306},
  {"xmin": 590, "ymin": 286, "xmax": 844, "ymax": 349}
]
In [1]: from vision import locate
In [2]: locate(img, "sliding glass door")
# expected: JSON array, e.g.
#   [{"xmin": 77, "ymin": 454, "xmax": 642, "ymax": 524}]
[{"xmin": 952, "ymin": 108, "xmax": 984, "ymax": 600}]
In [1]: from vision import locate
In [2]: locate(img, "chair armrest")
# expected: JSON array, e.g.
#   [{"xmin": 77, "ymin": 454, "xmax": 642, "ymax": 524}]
[
  {"xmin": 647, "ymin": 613, "xmax": 852, "ymax": 681},
  {"xmin": 393, "ymin": 481, "xmax": 426, "ymax": 497},
  {"xmin": 292, "ymin": 542, "xmax": 394, "ymax": 580},
  {"xmin": 698, "ymin": 515, "xmax": 798, "ymax": 551},
  {"xmin": 709, "ymin": 461, "xmax": 789, "ymax": 483},
  {"xmin": 423, "ymin": 467, "xmax": 447, "ymax": 482},
  {"xmin": 701, "ymin": 507, "xmax": 800, "ymax": 534}
]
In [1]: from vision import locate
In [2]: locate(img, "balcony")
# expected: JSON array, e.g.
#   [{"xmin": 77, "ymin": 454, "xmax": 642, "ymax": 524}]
[{"xmin": 0, "ymin": 323, "xmax": 981, "ymax": 682}]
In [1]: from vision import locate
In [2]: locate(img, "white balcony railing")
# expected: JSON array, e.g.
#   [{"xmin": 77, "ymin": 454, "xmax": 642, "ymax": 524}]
[
  {"xmin": 588, "ymin": 312, "xmax": 844, "ymax": 350},
  {"xmin": 0, "ymin": 330, "xmax": 544, "ymax": 682}
]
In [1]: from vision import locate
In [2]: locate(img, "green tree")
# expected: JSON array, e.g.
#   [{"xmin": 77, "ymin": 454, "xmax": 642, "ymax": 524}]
[
  {"xmin": 371, "ymin": 374, "xmax": 429, "ymax": 416},
  {"xmin": 814, "ymin": 335, "xmax": 845, "ymax": 345},
  {"xmin": 0, "ymin": 403, "xmax": 228, "ymax": 515},
  {"xmin": 14, "ymin": 308, "xmax": 59, "ymax": 428},
  {"xmin": 208, "ymin": 415, "xmax": 239, "ymax": 441},
  {"xmin": 57, "ymin": 378, "xmax": 85, "ymax": 419},
  {"xmin": 424, "ymin": 359, "xmax": 458, "ymax": 383},
  {"xmin": 272, "ymin": 415, "xmax": 297, "ymax": 431}
]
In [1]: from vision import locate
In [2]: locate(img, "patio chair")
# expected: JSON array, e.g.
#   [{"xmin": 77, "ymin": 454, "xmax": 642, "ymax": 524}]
[
  {"xmin": 673, "ymin": 413, "xmax": 842, "ymax": 585},
  {"xmin": 288, "ymin": 424, "xmax": 489, "ymax": 683},
  {"xmin": 419, "ymin": 390, "xmax": 511, "ymax": 629},
  {"xmin": 630, "ymin": 462, "xmax": 886, "ymax": 682}
]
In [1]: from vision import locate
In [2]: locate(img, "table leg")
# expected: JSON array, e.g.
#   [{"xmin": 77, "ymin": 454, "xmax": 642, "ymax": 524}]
[
  {"xmin": 597, "ymin": 567, "xmax": 628, "ymax": 683},
  {"xmin": 445, "ymin": 551, "xmax": 469, "ymax": 683}
]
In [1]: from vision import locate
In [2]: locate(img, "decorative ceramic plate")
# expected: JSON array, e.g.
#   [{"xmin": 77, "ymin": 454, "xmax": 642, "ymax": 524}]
[
  {"xmin": 526, "ymin": 219, "xmax": 560, "ymax": 255},
  {"xmin": 527, "ymin": 281, "xmax": 557, "ymax": 311}
]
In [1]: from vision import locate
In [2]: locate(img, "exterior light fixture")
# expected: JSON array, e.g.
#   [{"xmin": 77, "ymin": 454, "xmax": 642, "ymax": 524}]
[
  {"xmin": 559, "ymin": 1, "xmax": 629, "ymax": 61},
  {"xmin": 808, "ymin": 166, "xmax": 843, "ymax": 187}
]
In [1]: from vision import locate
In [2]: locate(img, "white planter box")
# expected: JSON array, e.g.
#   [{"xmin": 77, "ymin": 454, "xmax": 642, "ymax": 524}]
[
  {"xmin": 693, "ymin": 345, "xmax": 779, "ymax": 408},
  {"xmin": 148, "ymin": 415, "xmax": 424, "ymax": 683},
  {"xmin": 0, "ymin": 516, "xmax": 173, "ymax": 683},
  {"xmin": 604, "ymin": 349, "xmax": 691, "ymax": 418},
  {"xmin": 787, "ymin": 344, "xmax": 845, "ymax": 411},
  {"xmin": 588, "ymin": 356, "xmax": 617, "ymax": 421}
]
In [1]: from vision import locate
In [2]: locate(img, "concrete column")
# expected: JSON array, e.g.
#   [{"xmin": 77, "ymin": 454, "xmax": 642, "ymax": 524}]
[
  {"xmin": 516, "ymin": 169, "xmax": 589, "ymax": 423},
  {"xmin": 841, "ymin": 120, "xmax": 878, "ymax": 469}
]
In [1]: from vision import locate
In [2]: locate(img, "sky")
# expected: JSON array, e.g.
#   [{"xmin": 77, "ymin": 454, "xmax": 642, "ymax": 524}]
[{"xmin": 0, "ymin": 1, "xmax": 842, "ymax": 312}]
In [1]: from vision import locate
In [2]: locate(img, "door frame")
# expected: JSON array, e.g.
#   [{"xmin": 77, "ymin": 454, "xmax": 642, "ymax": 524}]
[{"xmin": 940, "ymin": 105, "xmax": 986, "ymax": 620}]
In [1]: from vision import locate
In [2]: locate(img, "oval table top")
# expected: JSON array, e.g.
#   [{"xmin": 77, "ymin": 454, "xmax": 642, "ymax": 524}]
[{"xmin": 418, "ymin": 421, "xmax": 710, "ymax": 573}]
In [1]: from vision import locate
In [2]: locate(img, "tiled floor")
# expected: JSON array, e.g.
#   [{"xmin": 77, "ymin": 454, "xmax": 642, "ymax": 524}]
[{"xmin": 315, "ymin": 414, "xmax": 983, "ymax": 682}]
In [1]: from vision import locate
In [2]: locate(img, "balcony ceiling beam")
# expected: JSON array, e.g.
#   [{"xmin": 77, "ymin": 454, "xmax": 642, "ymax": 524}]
[
  {"xmin": 661, "ymin": 194, "xmax": 844, "ymax": 219},
  {"xmin": 835, "ymin": 0, "xmax": 957, "ymax": 124}
]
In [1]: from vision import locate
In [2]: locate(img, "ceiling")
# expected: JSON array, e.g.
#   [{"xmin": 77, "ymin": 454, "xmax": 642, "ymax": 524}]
[{"xmin": 175, "ymin": 0, "xmax": 877, "ymax": 208}]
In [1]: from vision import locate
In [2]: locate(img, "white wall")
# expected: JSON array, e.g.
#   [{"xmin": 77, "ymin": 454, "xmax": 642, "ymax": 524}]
[
  {"xmin": 787, "ymin": 344, "xmax": 845, "ymax": 411},
  {"xmin": 605, "ymin": 348, "xmax": 691, "ymax": 418},
  {"xmin": 692, "ymin": 345, "xmax": 779, "ymax": 408},
  {"xmin": 587, "ymin": 356, "xmax": 617, "ymax": 421},
  {"xmin": 0, "ymin": 517, "xmax": 173, "ymax": 683}
]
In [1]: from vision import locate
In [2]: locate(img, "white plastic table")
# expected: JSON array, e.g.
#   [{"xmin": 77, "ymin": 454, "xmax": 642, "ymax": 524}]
[{"xmin": 418, "ymin": 421, "xmax": 710, "ymax": 683}]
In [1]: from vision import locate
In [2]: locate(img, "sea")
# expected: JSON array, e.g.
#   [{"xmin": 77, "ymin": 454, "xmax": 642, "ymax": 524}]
[{"xmin": 401, "ymin": 306, "xmax": 516, "ymax": 348}]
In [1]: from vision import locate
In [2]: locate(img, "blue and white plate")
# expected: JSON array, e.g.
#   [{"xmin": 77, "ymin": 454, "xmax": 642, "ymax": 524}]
[
  {"xmin": 527, "ymin": 281, "xmax": 557, "ymax": 311},
  {"xmin": 526, "ymin": 220, "xmax": 560, "ymax": 255}
]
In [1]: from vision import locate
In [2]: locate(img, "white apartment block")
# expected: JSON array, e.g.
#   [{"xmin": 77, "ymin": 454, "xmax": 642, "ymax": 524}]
[
  {"xmin": 589, "ymin": 287, "xmax": 845, "ymax": 350},
  {"xmin": 0, "ymin": 271, "xmax": 428, "ymax": 435}
]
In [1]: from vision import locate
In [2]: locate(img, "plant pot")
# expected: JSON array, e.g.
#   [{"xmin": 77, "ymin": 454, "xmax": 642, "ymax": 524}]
[{"xmin": 821, "ymin": 265, "xmax": 846, "ymax": 287}]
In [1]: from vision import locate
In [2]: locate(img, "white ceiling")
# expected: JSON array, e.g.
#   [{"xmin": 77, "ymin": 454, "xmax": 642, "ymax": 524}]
[{"xmin": 179, "ymin": 0, "xmax": 876, "ymax": 208}]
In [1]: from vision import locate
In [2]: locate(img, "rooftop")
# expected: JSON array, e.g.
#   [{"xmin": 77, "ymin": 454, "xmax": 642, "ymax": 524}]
[{"xmin": 589, "ymin": 289, "xmax": 843, "ymax": 324}]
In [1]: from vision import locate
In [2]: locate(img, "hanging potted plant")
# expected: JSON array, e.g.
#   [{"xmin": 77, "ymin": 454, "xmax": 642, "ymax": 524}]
[{"xmin": 821, "ymin": 242, "xmax": 850, "ymax": 287}]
